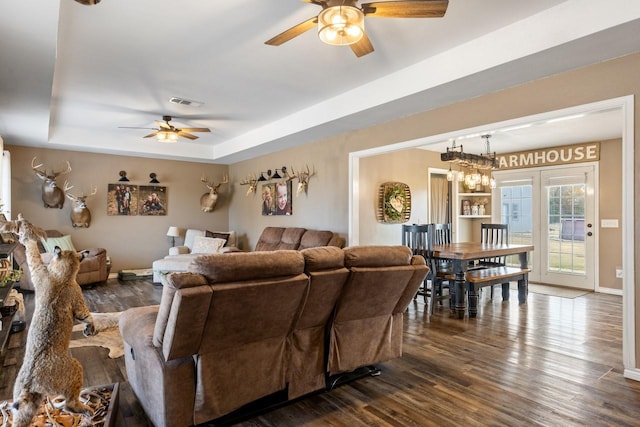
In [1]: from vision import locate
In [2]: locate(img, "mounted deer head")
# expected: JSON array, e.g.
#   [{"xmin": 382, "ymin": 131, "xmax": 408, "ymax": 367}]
[
  {"xmin": 65, "ymin": 183, "xmax": 97, "ymax": 228},
  {"xmin": 294, "ymin": 165, "xmax": 316, "ymax": 196},
  {"xmin": 200, "ymin": 174, "xmax": 229, "ymax": 212},
  {"xmin": 31, "ymin": 157, "xmax": 72, "ymax": 209},
  {"xmin": 240, "ymin": 174, "xmax": 258, "ymax": 196}
]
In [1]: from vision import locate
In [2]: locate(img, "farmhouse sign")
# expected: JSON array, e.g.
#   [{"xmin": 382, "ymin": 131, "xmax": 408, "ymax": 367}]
[{"xmin": 496, "ymin": 142, "xmax": 600, "ymax": 170}]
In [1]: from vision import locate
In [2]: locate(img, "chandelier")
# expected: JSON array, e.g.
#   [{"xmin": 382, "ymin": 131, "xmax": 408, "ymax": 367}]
[{"xmin": 442, "ymin": 134, "xmax": 497, "ymax": 189}]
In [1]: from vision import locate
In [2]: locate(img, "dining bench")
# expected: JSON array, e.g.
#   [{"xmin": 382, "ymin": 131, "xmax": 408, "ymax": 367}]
[{"xmin": 465, "ymin": 266, "xmax": 531, "ymax": 317}]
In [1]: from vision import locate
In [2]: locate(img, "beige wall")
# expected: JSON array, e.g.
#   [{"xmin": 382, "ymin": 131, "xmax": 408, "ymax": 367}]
[
  {"xmin": 228, "ymin": 51, "xmax": 640, "ymax": 364},
  {"xmin": 599, "ymin": 139, "xmax": 623, "ymax": 290},
  {"xmin": 358, "ymin": 148, "xmax": 442, "ymax": 245},
  {"xmin": 7, "ymin": 146, "xmax": 229, "ymax": 272}
]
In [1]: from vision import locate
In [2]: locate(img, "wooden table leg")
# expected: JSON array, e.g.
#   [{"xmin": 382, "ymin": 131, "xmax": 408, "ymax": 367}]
[
  {"xmin": 453, "ymin": 260, "xmax": 466, "ymax": 319},
  {"xmin": 467, "ymin": 283, "xmax": 478, "ymax": 318}
]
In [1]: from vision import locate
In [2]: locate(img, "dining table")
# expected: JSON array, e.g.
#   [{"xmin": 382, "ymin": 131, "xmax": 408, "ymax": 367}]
[{"xmin": 430, "ymin": 242, "xmax": 534, "ymax": 318}]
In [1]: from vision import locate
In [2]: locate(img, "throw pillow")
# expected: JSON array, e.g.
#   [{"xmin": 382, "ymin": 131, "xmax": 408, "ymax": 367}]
[
  {"xmin": 205, "ymin": 230, "xmax": 230, "ymax": 246},
  {"xmin": 191, "ymin": 236, "xmax": 226, "ymax": 254},
  {"xmin": 41, "ymin": 235, "xmax": 77, "ymax": 253}
]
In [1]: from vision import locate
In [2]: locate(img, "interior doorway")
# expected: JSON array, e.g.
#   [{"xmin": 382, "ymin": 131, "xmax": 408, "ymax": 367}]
[{"xmin": 348, "ymin": 95, "xmax": 635, "ymax": 378}]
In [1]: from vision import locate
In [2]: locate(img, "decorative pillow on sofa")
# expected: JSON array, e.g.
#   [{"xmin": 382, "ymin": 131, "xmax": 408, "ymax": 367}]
[
  {"xmin": 41, "ymin": 235, "xmax": 77, "ymax": 253},
  {"xmin": 205, "ymin": 230, "xmax": 231, "ymax": 246},
  {"xmin": 192, "ymin": 236, "xmax": 226, "ymax": 254}
]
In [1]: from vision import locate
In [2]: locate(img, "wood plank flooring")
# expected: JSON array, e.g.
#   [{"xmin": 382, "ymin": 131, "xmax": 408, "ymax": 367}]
[{"xmin": 1, "ymin": 279, "xmax": 639, "ymax": 426}]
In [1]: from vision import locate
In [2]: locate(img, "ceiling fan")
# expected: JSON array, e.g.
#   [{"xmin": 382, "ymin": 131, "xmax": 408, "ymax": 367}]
[
  {"xmin": 120, "ymin": 115, "xmax": 211, "ymax": 142},
  {"xmin": 265, "ymin": 0, "xmax": 449, "ymax": 57}
]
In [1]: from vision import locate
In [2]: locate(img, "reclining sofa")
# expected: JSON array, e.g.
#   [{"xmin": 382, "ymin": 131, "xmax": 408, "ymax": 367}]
[
  {"xmin": 152, "ymin": 226, "xmax": 345, "ymax": 283},
  {"xmin": 120, "ymin": 245, "xmax": 428, "ymax": 426},
  {"xmin": 12, "ymin": 230, "xmax": 109, "ymax": 291}
]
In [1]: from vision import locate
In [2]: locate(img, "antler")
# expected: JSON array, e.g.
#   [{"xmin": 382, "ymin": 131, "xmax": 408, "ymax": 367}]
[
  {"xmin": 285, "ymin": 166, "xmax": 297, "ymax": 181},
  {"xmin": 54, "ymin": 161, "xmax": 72, "ymax": 177},
  {"xmin": 63, "ymin": 180, "xmax": 74, "ymax": 193},
  {"xmin": 201, "ymin": 174, "xmax": 229, "ymax": 192},
  {"xmin": 31, "ymin": 156, "xmax": 46, "ymax": 177},
  {"xmin": 31, "ymin": 157, "xmax": 71, "ymax": 177},
  {"xmin": 240, "ymin": 174, "xmax": 258, "ymax": 196}
]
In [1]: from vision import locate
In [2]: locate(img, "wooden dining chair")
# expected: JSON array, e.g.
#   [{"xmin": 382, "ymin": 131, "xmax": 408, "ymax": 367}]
[
  {"xmin": 427, "ymin": 223, "xmax": 454, "ymax": 314},
  {"xmin": 479, "ymin": 223, "xmax": 509, "ymax": 298},
  {"xmin": 402, "ymin": 224, "xmax": 430, "ymax": 303}
]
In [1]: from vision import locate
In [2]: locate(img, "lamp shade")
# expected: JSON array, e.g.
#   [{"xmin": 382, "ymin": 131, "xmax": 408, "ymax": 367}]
[
  {"xmin": 318, "ymin": 5, "xmax": 364, "ymax": 46},
  {"xmin": 166, "ymin": 226, "xmax": 180, "ymax": 237}
]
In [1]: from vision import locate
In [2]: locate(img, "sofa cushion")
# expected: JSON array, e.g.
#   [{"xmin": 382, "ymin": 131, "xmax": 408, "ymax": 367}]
[
  {"xmin": 298, "ymin": 230, "xmax": 335, "ymax": 250},
  {"xmin": 343, "ymin": 245, "xmax": 412, "ymax": 268},
  {"xmin": 192, "ymin": 236, "xmax": 226, "ymax": 254},
  {"xmin": 188, "ymin": 250, "xmax": 305, "ymax": 283},
  {"xmin": 255, "ymin": 227, "xmax": 306, "ymax": 251},
  {"xmin": 205, "ymin": 230, "xmax": 231, "ymax": 246},
  {"xmin": 300, "ymin": 246, "xmax": 345, "ymax": 272},
  {"xmin": 41, "ymin": 234, "xmax": 76, "ymax": 252}
]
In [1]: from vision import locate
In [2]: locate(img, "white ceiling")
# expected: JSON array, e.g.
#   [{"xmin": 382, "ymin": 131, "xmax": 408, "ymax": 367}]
[{"xmin": 1, "ymin": 0, "xmax": 639, "ymax": 164}]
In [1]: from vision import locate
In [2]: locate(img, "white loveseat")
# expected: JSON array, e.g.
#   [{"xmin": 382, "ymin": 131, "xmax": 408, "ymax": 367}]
[{"xmin": 152, "ymin": 228, "xmax": 237, "ymax": 283}]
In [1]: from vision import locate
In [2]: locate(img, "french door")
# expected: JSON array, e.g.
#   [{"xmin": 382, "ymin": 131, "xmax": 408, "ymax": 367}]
[{"xmin": 493, "ymin": 164, "xmax": 596, "ymax": 289}]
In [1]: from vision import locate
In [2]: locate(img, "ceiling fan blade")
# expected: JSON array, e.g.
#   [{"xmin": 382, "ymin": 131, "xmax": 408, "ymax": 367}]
[
  {"xmin": 177, "ymin": 131, "xmax": 199, "ymax": 140},
  {"xmin": 362, "ymin": 0, "xmax": 448, "ymax": 18},
  {"xmin": 179, "ymin": 127, "xmax": 210, "ymax": 133},
  {"xmin": 143, "ymin": 131, "xmax": 159, "ymax": 138},
  {"xmin": 350, "ymin": 32, "xmax": 374, "ymax": 57},
  {"xmin": 265, "ymin": 16, "xmax": 318, "ymax": 46},
  {"xmin": 118, "ymin": 126, "xmax": 158, "ymax": 130}
]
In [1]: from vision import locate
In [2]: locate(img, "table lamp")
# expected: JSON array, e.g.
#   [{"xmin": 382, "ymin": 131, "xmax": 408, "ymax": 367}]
[{"xmin": 166, "ymin": 226, "xmax": 180, "ymax": 247}]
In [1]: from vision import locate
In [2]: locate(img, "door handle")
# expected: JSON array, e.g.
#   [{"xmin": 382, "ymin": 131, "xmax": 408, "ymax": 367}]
[{"xmin": 587, "ymin": 231, "xmax": 593, "ymax": 237}]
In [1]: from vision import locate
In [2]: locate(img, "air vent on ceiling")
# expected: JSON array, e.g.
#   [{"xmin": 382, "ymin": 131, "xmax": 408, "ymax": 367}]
[{"xmin": 169, "ymin": 97, "xmax": 203, "ymax": 108}]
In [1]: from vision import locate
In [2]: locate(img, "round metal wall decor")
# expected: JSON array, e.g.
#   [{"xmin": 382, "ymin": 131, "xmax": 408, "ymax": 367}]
[{"xmin": 377, "ymin": 182, "xmax": 411, "ymax": 223}]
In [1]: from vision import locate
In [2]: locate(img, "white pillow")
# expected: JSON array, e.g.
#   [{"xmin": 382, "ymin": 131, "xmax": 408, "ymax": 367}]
[
  {"xmin": 41, "ymin": 235, "xmax": 77, "ymax": 253},
  {"xmin": 191, "ymin": 236, "xmax": 226, "ymax": 254}
]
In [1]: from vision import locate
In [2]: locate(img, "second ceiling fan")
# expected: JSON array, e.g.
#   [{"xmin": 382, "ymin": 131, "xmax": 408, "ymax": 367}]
[
  {"xmin": 265, "ymin": 0, "xmax": 449, "ymax": 57},
  {"xmin": 122, "ymin": 116, "xmax": 211, "ymax": 143}
]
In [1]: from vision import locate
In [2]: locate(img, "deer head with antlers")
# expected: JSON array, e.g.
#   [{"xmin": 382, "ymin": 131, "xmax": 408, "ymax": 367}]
[
  {"xmin": 200, "ymin": 174, "xmax": 229, "ymax": 212},
  {"xmin": 293, "ymin": 165, "xmax": 316, "ymax": 197},
  {"xmin": 65, "ymin": 183, "xmax": 97, "ymax": 228},
  {"xmin": 31, "ymin": 157, "xmax": 72, "ymax": 209},
  {"xmin": 240, "ymin": 174, "xmax": 258, "ymax": 196}
]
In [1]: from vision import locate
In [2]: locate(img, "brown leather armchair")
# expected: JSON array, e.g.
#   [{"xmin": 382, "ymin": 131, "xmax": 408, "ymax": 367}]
[{"xmin": 12, "ymin": 230, "xmax": 109, "ymax": 291}]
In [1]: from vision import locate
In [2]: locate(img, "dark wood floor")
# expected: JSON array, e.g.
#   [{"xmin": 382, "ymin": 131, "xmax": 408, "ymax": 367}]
[{"xmin": 2, "ymin": 279, "xmax": 639, "ymax": 426}]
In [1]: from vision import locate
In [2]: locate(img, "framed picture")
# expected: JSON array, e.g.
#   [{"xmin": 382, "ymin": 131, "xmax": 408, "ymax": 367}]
[
  {"xmin": 377, "ymin": 182, "xmax": 411, "ymax": 224},
  {"xmin": 0, "ymin": 214, "xmax": 14, "ymax": 244},
  {"xmin": 107, "ymin": 184, "xmax": 138, "ymax": 216},
  {"xmin": 261, "ymin": 183, "xmax": 275, "ymax": 216},
  {"xmin": 139, "ymin": 185, "xmax": 167, "ymax": 216},
  {"xmin": 273, "ymin": 180, "xmax": 292, "ymax": 215},
  {"xmin": 461, "ymin": 199, "xmax": 471, "ymax": 215}
]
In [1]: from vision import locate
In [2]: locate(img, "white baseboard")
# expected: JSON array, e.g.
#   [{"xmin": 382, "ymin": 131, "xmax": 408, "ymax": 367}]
[
  {"xmin": 624, "ymin": 368, "xmax": 640, "ymax": 382},
  {"xmin": 597, "ymin": 287, "xmax": 623, "ymax": 296}
]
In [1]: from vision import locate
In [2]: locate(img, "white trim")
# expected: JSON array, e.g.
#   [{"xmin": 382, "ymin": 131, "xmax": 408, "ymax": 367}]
[
  {"xmin": 598, "ymin": 287, "xmax": 623, "ymax": 296},
  {"xmin": 624, "ymin": 368, "xmax": 640, "ymax": 382},
  {"xmin": 621, "ymin": 95, "xmax": 635, "ymax": 376},
  {"xmin": 348, "ymin": 95, "xmax": 635, "ymax": 378}
]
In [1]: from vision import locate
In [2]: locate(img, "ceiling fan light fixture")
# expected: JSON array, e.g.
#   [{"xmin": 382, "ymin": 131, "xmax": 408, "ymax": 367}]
[
  {"xmin": 156, "ymin": 131, "xmax": 179, "ymax": 143},
  {"xmin": 318, "ymin": 5, "xmax": 364, "ymax": 46}
]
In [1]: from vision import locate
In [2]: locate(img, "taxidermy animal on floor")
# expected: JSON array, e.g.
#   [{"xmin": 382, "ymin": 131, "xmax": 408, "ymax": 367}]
[{"xmin": 0, "ymin": 214, "xmax": 97, "ymax": 426}]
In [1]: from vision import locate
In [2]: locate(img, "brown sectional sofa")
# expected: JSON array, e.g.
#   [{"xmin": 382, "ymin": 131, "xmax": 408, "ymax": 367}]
[
  {"xmin": 152, "ymin": 226, "xmax": 344, "ymax": 283},
  {"xmin": 120, "ymin": 245, "xmax": 428, "ymax": 426},
  {"xmin": 12, "ymin": 230, "xmax": 109, "ymax": 291}
]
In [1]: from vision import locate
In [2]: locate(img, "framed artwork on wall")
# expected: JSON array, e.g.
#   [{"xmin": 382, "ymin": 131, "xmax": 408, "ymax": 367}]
[
  {"xmin": 377, "ymin": 182, "xmax": 411, "ymax": 224},
  {"xmin": 261, "ymin": 181, "xmax": 293, "ymax": 216},
  {"xmin": 107, "ymin": 184, "xmax": 138, "ymax": 216},
  {"xmin": 139, "ymin": 185, "xmax": 167, "ymax": 216}
]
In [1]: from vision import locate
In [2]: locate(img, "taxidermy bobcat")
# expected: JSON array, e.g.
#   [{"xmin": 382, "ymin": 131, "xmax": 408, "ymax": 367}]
[{"xmin": 0, "ymin": 215, "xmax": 96, "ymax": 426}]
